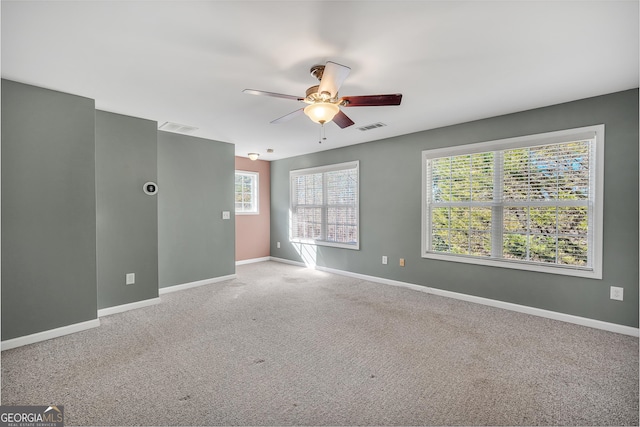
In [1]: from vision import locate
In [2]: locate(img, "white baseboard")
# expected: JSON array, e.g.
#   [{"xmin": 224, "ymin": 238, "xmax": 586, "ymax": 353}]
[
  {"xmin": 1, "ymin": 319, "xmax": 101, "ymax": 351},
  {"xmin": 158, "ymin": 274, "xmax": 237, "ymax": 295},
  {"xmin": 236, "ymin": 256, "xmax": 271, "ymax": 266},
  {"xmin": 98, "ymin": 297, "xmax": 161, "ymax": 318},
  {"xmin": 269, "ymin": 257, "xmax": 639, "ymax": 337}
]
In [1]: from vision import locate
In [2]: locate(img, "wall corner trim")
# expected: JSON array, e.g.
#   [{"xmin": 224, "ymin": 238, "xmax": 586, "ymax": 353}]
[
  {"xmin": 1, "ymin": 319, "xmax": 101, "ymax": 351},
  {"xmin": 98, "ymin": 297, "xmax": 161, "ymax": 318},
  {"xmin": 236, "ymin": 257, "xmax": 271, "ymax": 266},
  {"xmin": 268, "ymin": 257, "xmax": 639, "ymax": 337},
  {"xmin": 158, "ymin": 274, "xmax": 237, "ymax": 295}
]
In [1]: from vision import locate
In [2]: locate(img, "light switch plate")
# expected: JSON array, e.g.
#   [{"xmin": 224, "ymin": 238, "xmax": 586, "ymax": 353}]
[{"xmin": 126, "ymin": 273, "xmax": 135, "ymax": 285}]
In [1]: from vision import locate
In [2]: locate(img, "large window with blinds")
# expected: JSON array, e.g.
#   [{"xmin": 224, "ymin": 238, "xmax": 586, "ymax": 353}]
[
  {"xmin": 422, "ymin": 125, "xmax": 604, "ymax": 278},
  {"xmin": 290, "ymin": 161, "xmax": 359, "ymax": 249}
]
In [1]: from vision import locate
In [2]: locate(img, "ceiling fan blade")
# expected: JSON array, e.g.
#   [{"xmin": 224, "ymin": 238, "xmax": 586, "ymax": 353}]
[
  {"xmin": 342, "ymin": 94, "xmax": 403, "ymax": 107},
  {"xmin": 317, "ymin": 61, "xmax": 351, "ymax": 98},
  {"xmin": 243, "ymin": 89, "xmax": 303, "ymax": 101},
  {"xmin": 270, "ymin": 108, "xmax": 304, "ymax": 124},
  {"xmin": 333, "ymin": 110, "xmax": 355, "ymax": 129}
]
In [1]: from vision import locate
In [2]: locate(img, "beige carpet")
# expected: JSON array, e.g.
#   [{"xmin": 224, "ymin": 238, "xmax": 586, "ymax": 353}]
[{"xmin": 2, "ymin": 261, "xmax": 638, "ymax": 426}]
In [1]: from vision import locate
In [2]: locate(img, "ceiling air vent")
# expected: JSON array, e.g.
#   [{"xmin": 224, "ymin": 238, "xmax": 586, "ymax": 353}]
[
  {"xmin": 357, "ymin": 122, "xmax": 386, "ymax": 132},
  {"xmin": 158, "ymin": 121, "xmax": 198, "ymax": 134}
]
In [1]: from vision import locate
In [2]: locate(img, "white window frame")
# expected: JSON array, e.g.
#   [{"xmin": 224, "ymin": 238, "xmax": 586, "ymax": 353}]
[
  {"xmin": 289, "ymin": 161, "xmax": 360, "ymax": 250},
  {"xmin": 235, "ymin": 170, "xmax": 259, "ymax": 215},
  {"xmin": 422, "ymin": 125, "xmax": 604, "ymax": 279}
]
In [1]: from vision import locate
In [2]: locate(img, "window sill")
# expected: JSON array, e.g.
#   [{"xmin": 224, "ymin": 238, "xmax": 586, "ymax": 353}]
[
  {"xmin": 290, "ymin": 238, "xmax": 360, "ymax": 251},
  {"xmin": 422, "ymin": 251, "xmax": 601, "ymax": 279}
]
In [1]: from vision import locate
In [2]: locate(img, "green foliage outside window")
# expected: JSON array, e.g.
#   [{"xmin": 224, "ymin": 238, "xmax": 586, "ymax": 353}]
[{"xmin": 429, "ymin": 141, "xmax": 590, "ymax": 267}]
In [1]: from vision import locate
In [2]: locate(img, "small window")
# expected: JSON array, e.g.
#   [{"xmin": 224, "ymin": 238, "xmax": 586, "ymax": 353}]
[
  {"xmin": 235, "ymin": 171, "xmax": 259, "ymax": 214},
  {"xmin": 422, "ymin": 125, "xmax": 604, "ymax": 279},
  {"xmin": 290, "ymin": 161, "xmax": 359, "ymax": 250}
]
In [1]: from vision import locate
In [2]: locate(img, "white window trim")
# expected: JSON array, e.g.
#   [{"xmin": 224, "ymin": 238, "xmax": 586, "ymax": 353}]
[
  {"xmin": 289, "ymin": 160, "xmax": 360, "ymax": 250},
  {"xmin": 421, "ymin": 124, "xmax": 604, "ymax": 279},
  {"xmin": 235, "ymin": 170, "xmax": 259, "ymax": 215}
]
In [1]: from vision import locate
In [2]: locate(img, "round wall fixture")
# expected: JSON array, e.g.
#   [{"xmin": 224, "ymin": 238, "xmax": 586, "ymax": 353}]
[{"xmin": 143, "ymin": 182, "xmax": 158, "ymax": 195}]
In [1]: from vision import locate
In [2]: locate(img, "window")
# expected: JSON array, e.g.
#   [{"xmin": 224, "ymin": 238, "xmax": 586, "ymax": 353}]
[
  {"xmin": 290, "ymin": 161, "xmax": 359, "ymax": 249},
  {"xmin": 235, "ymin": 171, "xmax": 259, "ymax": 214},
  {"xmin": 422, "ymin": 125, "xmax": 603, "ymax": 279}
]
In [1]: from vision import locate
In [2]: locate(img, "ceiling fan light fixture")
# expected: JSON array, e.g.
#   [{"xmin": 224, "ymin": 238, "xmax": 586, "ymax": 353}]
[
  {"xmin": 248, "ymin": 153, "xmax": 260, "ymax": 161},
  {"xmin": 303, "ymin": 102, "xmax": 340, "ymax": 124},
  {"xmin": 244, "ymin": 61, "xmax": 402, "ymax": 129}
]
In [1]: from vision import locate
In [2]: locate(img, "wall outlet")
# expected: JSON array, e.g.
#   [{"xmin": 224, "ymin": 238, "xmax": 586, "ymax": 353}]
[
  {"xmin": 277, "ymin": 241, "xmax": 281, "ymax": 249},
  {"xmin": 399, "ymin": 258, "xmax": 405, "ymax": 267},
  {"xmin": 382, "ymin": 256, "xmax": 388, "ymax": 265},
  {"xmin": 610, "ymin": 286, "xmax": 624, "ymax": 301},
  {"xmin": 222, "ymin": 211, "xmax": 230, "ymax": 220},
  {"xmin": 126, "ymin": 273, "xmax": 135, "ymax": 285}
]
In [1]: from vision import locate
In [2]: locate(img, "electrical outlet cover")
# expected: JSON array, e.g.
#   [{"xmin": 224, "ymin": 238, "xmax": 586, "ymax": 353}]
[{"xmin": 610, "ymin": 286, "xmax": 624, "ymax": 301}]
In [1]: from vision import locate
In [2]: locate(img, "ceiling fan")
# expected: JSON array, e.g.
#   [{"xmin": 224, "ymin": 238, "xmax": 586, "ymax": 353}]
[{"xmin": 243, "ymin": 61, "xmax": 402, "ymax": 129}]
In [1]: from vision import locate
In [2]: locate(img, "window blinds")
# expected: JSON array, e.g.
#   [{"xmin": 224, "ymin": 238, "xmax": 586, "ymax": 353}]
[
  {"xmin": 290, "ymin": 161, "xmax": 359, "ymax": 249},
  {"xmin": 426, "ymin": 135, "xmax": 596, "ymax": 270}
]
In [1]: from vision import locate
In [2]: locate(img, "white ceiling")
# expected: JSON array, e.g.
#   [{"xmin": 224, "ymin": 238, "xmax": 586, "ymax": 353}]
[{"xmin": 2, "ymin": 1, "xmax": 638, "ymax": 161}]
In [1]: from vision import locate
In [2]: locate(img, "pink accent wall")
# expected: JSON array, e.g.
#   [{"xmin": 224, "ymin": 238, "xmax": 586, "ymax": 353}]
[{"xmin": 235, "ymin": 156, "xmax": 270, "ymax": 261}]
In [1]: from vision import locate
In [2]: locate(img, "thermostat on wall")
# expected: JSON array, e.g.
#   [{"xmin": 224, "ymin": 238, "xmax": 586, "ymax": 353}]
[{"xmin": 143, "ymin": 182, "xmax": 158, "ymax": 195}]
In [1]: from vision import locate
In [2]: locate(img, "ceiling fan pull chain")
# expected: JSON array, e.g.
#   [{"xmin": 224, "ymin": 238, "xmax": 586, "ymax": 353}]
[{"xmin": 318, "ymin": 123, "xmax": 328, "ymax": 144}]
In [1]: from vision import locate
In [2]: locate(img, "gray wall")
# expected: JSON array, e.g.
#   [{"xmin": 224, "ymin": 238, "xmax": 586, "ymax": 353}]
[
  {"xmin": 271, "ymin": 89, "xmax": 639, "ymax": 328},
  {"xmin": 158, "ymin": 131, "xmax": 235, "ymax": 288},
  {"xmin": 95, "ymin": 110, "xmax": 158, "ymax": 309},
  {"xmin": 2, "ymin": 80, "xmax": 237, "ymax": 341},
  {"xmin": 1, "ymin": 79, "xmax": 98, "ymax": 340}
]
